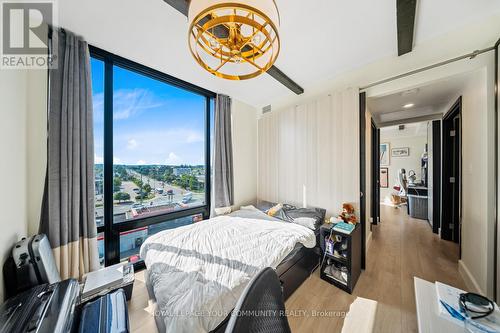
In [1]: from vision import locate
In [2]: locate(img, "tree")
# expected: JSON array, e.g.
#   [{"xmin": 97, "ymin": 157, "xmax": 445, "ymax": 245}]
[
  {"xmin": 114, "ymin": 192, "xmax": 130, "ymax": 203},
  {"xmin": 143, "ymin": 183, "xmax": 152, "ymax": 195},
  {"xmin": 113, "ymin": 177, "xmax": 122, "ymax": 192}
]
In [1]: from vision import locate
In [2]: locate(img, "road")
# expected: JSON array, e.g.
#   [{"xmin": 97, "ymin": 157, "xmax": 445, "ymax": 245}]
[{"xmin": 95, "ymin": 168, "xmax": 205, "ymax": 225}]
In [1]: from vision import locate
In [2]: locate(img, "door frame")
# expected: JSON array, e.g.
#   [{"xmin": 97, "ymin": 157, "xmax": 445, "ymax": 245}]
[
  {"xmin": 441, "ymin": 97, "xmax": 462, "ymax": 245},
  {"xmin": 431, "ymin": 120, "xmax": 442, "ymax": 234},
  {"xmin": 494, "ymin": 37, "xmax": 499, "ymax": 303}
]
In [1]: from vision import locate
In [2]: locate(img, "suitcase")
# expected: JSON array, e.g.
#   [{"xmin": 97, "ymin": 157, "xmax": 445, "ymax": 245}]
[
  {"xmin": 79, "ymin": 289, "xmax": 129, "ymax": 333},
  {"xmin": 4, "ymin": 234, "xmax": 61, "ymax": 297},
  {"xmin": 0, "ymin": 279, "xmax": 80, "ymax": 333}
]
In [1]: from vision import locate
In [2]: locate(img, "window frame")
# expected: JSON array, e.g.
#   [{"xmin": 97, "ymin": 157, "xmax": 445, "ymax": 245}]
[{"xmin": 89, "ymin": 45, "xmax": 215, "ymax": 268}]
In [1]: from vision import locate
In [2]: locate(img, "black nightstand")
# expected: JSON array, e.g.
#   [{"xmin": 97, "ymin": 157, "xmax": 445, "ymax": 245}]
[{"xmin": 319, "ymin": 223, "xmax": 361, "ymax": 294}]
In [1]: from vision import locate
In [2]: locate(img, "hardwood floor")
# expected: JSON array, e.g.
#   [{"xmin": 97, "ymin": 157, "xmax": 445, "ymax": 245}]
[
  {"xmin": 128, "ymin": 205, "xmax": 465, "ymax": 332},
  {"xmin": 287, "ymin": 205, "xmax": 465, "ymax": 333}
]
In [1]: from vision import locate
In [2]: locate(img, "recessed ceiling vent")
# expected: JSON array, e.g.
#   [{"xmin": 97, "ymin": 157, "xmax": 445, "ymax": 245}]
[
  {"xmin": 263, "ymin": 105, "xmax": 272, "ymax": 114},
  {"xmin": 399, "ymin": 125, "xmax": 405, "ymax": 131},
  {"xmin": 401, "ymin": 88, "xmax": 419, "ymax": 97}
]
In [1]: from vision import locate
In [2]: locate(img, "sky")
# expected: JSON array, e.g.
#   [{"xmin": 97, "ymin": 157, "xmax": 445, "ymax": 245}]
[{"xmin": 91, "ymin": 58, "xmax": 208, "ymax": 166}]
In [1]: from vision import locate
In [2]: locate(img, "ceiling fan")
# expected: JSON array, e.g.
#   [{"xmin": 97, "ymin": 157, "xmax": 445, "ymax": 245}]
[{"xmin": 163, "ymin": 0, "xmax": 304, "ymax": 95}]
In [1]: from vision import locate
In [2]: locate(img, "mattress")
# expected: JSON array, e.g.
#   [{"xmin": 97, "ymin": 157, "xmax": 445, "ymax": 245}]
[{"xmin": 140, "ymin": 215, "xmax": 316, "ymax": 333}]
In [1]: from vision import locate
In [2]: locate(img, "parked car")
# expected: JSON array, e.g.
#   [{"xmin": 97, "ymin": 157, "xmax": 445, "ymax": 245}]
[{"xmin": 182, "ymin": 192, "xmax": 193, "ymax": 204}]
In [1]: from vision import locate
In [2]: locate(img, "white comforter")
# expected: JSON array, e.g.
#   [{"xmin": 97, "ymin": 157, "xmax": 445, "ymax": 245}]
[{"xmin": 140, "ymin": 215, "xmax": 316, "ymax": 333}]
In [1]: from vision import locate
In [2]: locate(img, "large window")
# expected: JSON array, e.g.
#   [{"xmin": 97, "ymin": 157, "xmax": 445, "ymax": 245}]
[{"xmin": 90, "ymin": 47, "xmax": 214, "ymax": 267}]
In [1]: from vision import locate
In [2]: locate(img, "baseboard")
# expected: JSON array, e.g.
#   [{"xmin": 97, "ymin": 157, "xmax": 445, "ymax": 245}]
[{"xmin": 458, "ymin": 260, "xmax": 484, "ymax": 295}]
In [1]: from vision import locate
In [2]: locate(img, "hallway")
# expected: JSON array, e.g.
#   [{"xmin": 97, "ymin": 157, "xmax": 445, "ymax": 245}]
[{"xmin": 286, "ymin": 205, "xmax": 465, "ymax": 333}]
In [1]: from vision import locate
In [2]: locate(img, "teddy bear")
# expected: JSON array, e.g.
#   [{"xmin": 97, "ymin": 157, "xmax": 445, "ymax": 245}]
[{"xmin": 338, "ymin": 203, "xmax": 358, "ymax": 224}]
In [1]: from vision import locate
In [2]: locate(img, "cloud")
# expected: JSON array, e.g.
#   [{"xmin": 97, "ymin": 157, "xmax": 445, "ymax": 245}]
[
  {"xmin": 113, "ymin": 157, "xmax": 122, "ymax": 164},
  {"xmin": 186, "ymin": 131, "xmax": 204, "ymax": 143},
  {"xmin": 136, "ymin": 160, "xmax": 146, "ymax": 165},
  {"xmin": 165, "ymin": 152, "xmax": 181, "ymax": 165},
  {"xmin": 118, "ymin": 129, "xmax": 204, "ymax": 145},
  {"xmin": 113, "ymin": 89, "xmax": 164, "ymax": 120},
  {"xmin": 127, "ymin": 139, "xmax": 138, "ymax": 150}
]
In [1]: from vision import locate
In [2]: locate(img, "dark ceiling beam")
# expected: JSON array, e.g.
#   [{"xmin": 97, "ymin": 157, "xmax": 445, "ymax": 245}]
[
  {"xmin": 266, "ymin": 66, "xmax": 304, "ymax": 95},
  {"xmin": 163, "ymin": 0, "xmax": 304, "ymax": 95},
  {"xmin": 164, "ymin": 0, "xmax": 189, "ymax": 16},
  {"xmin": 397, "ymin": 0, "xmax": 417, "ymax": 56}
]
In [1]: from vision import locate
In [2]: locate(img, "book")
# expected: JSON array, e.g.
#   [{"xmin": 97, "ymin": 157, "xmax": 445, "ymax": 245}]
[{"xmin": 333, "ymin": 222, "xmax": 355, "ymax": 234}]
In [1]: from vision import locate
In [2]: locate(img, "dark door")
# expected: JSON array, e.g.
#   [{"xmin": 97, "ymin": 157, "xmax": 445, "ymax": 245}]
[
  {"xmin": 359, "ymin": 92, "xmax": 366, "ymax": 269},
  {"xmin": 442, "ymin": 98, "xmax": 462, "ymax": 244},
  {"xmin": 371, "ymin": 121, "xmax": 381, "ymax": 225}
]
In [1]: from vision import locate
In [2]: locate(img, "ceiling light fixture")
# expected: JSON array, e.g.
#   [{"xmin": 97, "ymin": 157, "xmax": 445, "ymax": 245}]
[
  {"xmin": 188, "ymin": 0, "xmax": 281, "ymax": 80},
  {"xmin": 403, "ymin": 103, "xmax": 415, "ymax": 108}
]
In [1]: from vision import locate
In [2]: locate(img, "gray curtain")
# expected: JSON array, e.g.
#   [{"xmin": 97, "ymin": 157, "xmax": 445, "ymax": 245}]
[
  {"xmin": 213, "ymin": 94, "xmax": 234, "ymax": 209},
  {"xmin": 40, "ymin": 28, "xmax": 99, "ymax": 279}
]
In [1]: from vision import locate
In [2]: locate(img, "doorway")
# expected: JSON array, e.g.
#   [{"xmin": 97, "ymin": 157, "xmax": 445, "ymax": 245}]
[{"xmin": 442, "ymin": 97, "xmax": 462, "ymax": 244}]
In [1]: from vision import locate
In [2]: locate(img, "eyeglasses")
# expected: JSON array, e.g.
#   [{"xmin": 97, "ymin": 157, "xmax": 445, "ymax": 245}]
[{"xmin": 459, "ymin": 293, "xmax": 495, "ymax": 319}]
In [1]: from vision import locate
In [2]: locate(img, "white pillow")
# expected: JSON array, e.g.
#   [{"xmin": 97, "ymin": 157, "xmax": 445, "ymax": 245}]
[
  {"xmin": 214, "ymin": 207, "xmax": 232, "ymax": 215},
  {"xmin": 240, "ymin": 205, "xmax": 258, "ymax": 211},
  {"xmin": 292, "ymin": 217, "xmax": 316, "ymax": 230}
]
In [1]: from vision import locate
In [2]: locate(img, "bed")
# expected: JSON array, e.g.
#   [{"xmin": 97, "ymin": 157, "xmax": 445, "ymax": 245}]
[{"xmin": 140, "ymin": 203, "xmax": 324, "ymax": 333}]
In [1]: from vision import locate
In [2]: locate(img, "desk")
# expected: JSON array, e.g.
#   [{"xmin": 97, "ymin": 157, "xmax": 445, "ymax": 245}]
[{"xmin": 414, "ymin": 277, "xmax": 465, "ymax": 333}]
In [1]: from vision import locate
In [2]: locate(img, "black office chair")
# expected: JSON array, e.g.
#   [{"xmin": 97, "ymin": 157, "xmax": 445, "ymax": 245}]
[{"xmin": 225, "ymin": 267, "xmax": 292, "ymax": 333}]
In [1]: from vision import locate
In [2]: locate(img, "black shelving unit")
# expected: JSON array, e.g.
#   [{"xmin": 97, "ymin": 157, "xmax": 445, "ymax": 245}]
[{"xmin": 319, "ymin": 224, "xmax": 361, "ymax": 294}]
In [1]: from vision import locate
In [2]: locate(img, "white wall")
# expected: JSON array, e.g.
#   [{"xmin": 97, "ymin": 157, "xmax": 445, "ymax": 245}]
[
  {"xmin": 379, "ymin": 131, "xmax": 427, "ymax": 201},
  {"xmin": 456, "ymin": 67, "xmax": 496, "ymax": 297},
  {"xmin": 231, "ymin": 100, "xmax": 258, "ymax": 209},
  {"xmin": 26, "ymin": 70, "xmax": 47, "ymax": 235},
  {"xmin": 258, "ymin": 88, "xmax": 360, "ymax": 218},
  {"xmin": 0, "ymin": 70, "xmax": 29, "ymax": 301}
]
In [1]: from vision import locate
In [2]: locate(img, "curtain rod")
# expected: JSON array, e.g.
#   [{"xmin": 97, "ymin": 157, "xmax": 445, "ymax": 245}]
[{"xmin": 359, "ymin": 46, "xmax": 496, "ymax": 91}]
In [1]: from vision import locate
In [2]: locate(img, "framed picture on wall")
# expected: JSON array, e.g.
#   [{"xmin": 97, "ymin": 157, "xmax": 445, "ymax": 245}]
[
  {"xmin": 392, "ymin": 147, "xmax": 410, "ymax": 157},
  {"xmin": 380, "ymin": 143, "xmax": 390, "ymax": 166},
  {"xmin": 380, "ymin": 168, "xmax": 389, "ymax": 188}
]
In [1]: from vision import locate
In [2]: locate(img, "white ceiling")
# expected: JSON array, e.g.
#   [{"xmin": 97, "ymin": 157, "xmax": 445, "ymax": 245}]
[
  {"xmin": 59, "ymin": 0, "xmax": 500, "ymax": 108},
  {"xmin": 367, "ymin": 70, "xmax": 475, "ymax": 124}
]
